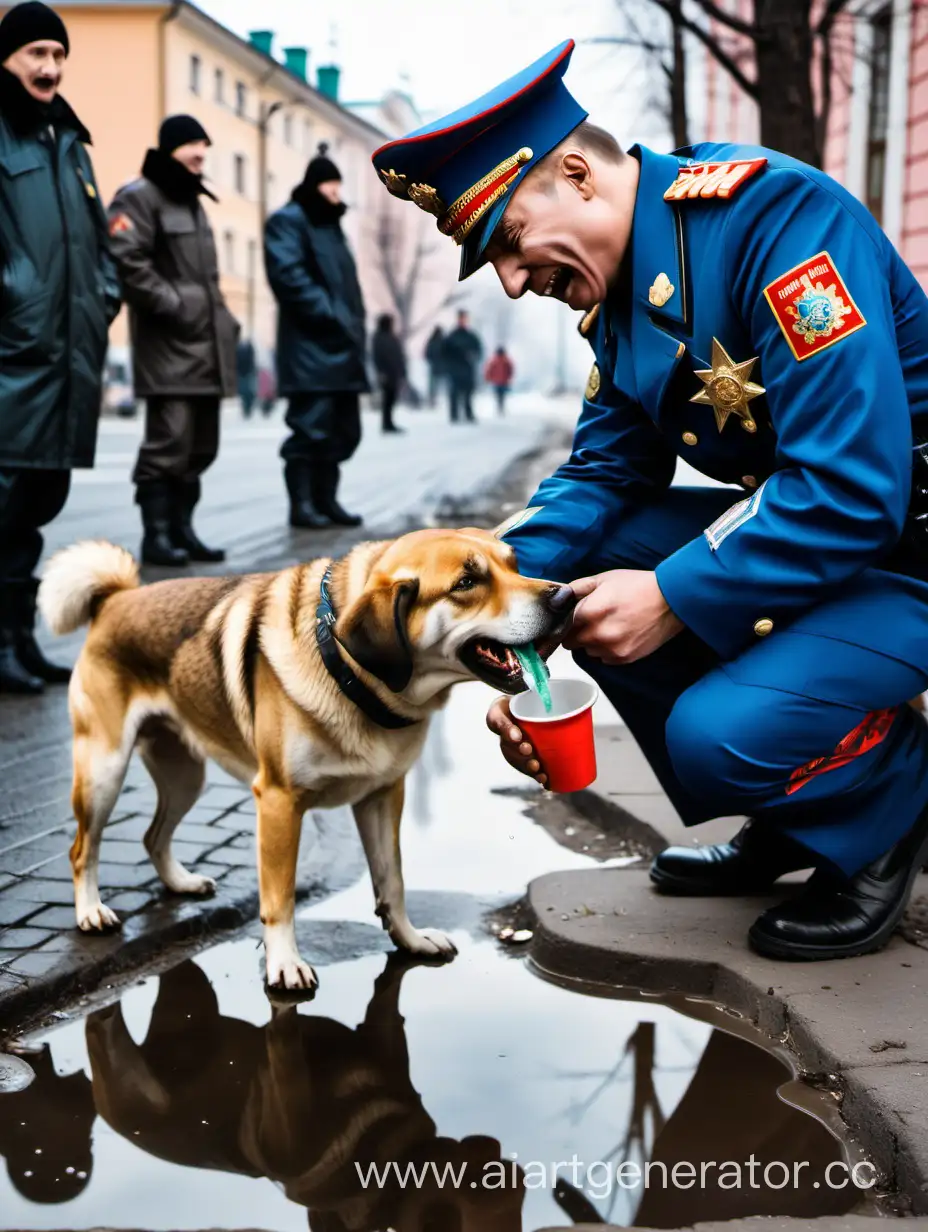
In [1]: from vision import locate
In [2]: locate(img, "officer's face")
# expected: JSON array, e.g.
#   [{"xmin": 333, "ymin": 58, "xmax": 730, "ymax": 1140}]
[
  {"xmin": 3, "ymin": 40, "xmax": 66, "ymax": 102},
  {"xmin": 485, "ymin": 151, "xmax": 629, "ymax": 311}
]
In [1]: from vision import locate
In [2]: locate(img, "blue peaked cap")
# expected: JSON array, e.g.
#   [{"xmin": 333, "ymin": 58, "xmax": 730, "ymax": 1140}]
[{"xmin": 372, "ymin": 40, "xmax": 587, "ymax": 280}]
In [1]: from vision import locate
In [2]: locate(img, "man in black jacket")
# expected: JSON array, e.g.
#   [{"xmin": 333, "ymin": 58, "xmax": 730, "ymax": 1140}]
[
  {"xmin": 108, "ymin": 115, "xmax": 239, "ymax": 566},
  {"xmin": 264, "ymin": 144, "xmax": 367, "ymax": 529},
  {"xmin": 0, "ymin": 1, "xmax": 120, "ymax": 694},
  {"xmin": 371, "ymin": 314, "xmax": 406, "ymax": 434}
]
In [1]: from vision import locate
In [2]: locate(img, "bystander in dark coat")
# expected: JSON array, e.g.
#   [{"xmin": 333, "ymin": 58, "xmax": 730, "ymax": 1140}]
[
  {"xmin": 108, "ymin": 113, "xmax": 239, "ymax": 566},
  {"xmin": 0, "ymin": 1, "xmax": 120, "ymax": 695},
  {"xmin": 372, "ymin": 315, "xmax": 406, "ymax": 434},
  {"xmin": 443, "ymin": 311, "xmax": 483, "ymax": 424},
  {"xmin": 264, "ymin": 142, "xmax": 367, "ymax": 529}
]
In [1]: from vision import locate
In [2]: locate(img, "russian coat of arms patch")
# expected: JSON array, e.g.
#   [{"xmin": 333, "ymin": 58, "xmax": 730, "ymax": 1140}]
[{"xmin": 763, "ymin": 251, "xmax": 866, "ymax": 361}]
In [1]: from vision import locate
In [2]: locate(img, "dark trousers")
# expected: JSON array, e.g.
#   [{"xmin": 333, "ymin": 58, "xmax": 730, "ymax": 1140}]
[
  {"xmin": 493, "ymin": 385, "xmax": 508, "ymax": 414},
  {"xmin": 380, "ymin": 382, "xmax": 398, "ymax": 431},
  {"xmin": 427, "ymin": 367, "xmax": 443, "ymax": 406},
  {"xmin": 133, "ymin": 396, "xmax": 221, "ymax": 485},
  {"xmin": 579, "ymin": 486, "xmax": 928, "ymax": 877},
  {"xmin": 0, "ymin": 467, "xmax": 71, "ymax": 582},
  {"xmin": 449, "ymin": 380, "xmax": 475, "ymax": 423},
  {"xmin": 280, "ymin": 392, "xmax": 362, "ymax": 464}
]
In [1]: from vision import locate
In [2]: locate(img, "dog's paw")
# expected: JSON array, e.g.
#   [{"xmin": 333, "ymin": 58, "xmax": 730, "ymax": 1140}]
[
  {"xmin": 266, "ymin": 956, "xmax": 318, "ymax": 993},
  {"xmin": 77, "ymin": 902, "xmax": 121, "ymax": 932},
  {"xmin": 400, "ymin": 928, "xmax": 458, "ymax": 961},
  {"xmin": 167, "ymin": 872, "xmax": 217, "ymax": 897}
]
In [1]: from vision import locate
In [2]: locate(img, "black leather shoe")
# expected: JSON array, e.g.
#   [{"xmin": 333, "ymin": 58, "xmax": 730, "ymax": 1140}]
[
  {"xmin": 284, "ymin": 463, "xmax": 332, "ymax": 530},
  {"xmin": 749, "ymin": 805, "xmax": 928, "ymax": 961},
  {"xmin": 650, "ymin": 820, "xmax": 812, "ymax": 896},
  {"xmin": 0, "ymin": 630, "xmax": 43, "ymax": 695},
  {"xmin": 170, "ymin": 480, "xmax": 225, "ymax": 562},
  {"xmin": 15, "ymin": 580, "xmax": 70, "ymax": 683},
  {"xmin": 310, "ymin": 463, "xmax": 363, "ymax": 528},
  {"xmin": 138, "ymin": 482, "xmax": 189, "ymax": 567}
]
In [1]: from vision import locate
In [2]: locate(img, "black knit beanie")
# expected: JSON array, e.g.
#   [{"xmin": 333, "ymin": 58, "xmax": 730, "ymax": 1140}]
[
  {"xmin": 158, "ymin": 113, "xmax": 211, "ymax": 154},
  {"xmin": 0, "ymin": 2, "xmax": 69, "ymax": 62},
  {"xmin": 302, "ymin": 141, "xmax": 341, "ymax": 188}
]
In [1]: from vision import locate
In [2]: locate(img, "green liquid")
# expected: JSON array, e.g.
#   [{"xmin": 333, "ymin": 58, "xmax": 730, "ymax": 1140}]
[{"xmin": 514, "ymin": 644, "xmax": 553, "ymax": 713}]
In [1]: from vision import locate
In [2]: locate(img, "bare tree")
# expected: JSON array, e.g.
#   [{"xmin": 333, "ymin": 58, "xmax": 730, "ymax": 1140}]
[{"xmin": 372, "ymin": 206, "xmax": 463, "ymax": 348}]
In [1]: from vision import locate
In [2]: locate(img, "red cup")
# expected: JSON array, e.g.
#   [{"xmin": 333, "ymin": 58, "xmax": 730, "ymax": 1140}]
[{"xmin": 509, "ymin": 678, "xmax": 599, "ymax": 793}]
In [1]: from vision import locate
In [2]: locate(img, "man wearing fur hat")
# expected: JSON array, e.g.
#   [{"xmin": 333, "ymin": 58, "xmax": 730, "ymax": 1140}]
[
  {"xmin": 0, "ymin": 0, "xmax": 120, "ymax": 695},
  {"xmin": 107, "ymin": 115, "xmax": 239, "ymax": 567}
]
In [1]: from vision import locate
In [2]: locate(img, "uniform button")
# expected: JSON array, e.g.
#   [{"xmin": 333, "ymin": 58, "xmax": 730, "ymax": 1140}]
[
  {"xmin": 754, "ymin": 618, "xmax": 774, "ymax": 637},
  {"xmin": 682, "ymin": 431, "xmax": 698, "ymax": 446},
  {"xmin": 742, "ymin": 474, "xmax": 757, "ymax": 488}
]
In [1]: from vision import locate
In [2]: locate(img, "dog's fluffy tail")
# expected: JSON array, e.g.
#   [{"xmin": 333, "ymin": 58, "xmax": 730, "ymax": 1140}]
[{"xmin": 39, "ymin": 541, "xmax": 140, "ymax": 635}]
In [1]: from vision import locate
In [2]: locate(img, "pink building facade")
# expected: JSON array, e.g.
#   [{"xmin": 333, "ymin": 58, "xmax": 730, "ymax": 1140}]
[{"xmin": 700, "ymin": 1, "xmax": 928, "ymax": 284}]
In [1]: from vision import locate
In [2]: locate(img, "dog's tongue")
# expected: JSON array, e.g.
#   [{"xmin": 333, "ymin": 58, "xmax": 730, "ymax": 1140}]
[{"xmin": 513, "ymin": 645, "xmax": 552, "ymax": 712}]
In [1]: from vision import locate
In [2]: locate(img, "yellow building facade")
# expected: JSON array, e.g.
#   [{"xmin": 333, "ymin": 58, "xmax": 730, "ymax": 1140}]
[{"xmin": 15, "ymin": 0, "xmax": 457, "ymax": 364}]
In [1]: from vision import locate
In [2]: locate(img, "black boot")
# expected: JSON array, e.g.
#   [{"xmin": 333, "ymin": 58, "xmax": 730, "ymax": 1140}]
[
  {"xmin": 15, "ymin": 579, "xmax": 70, "ymax": 683},
  {"xmin": 170, "ymin": 480, "xmax": 225, "ymax": 563},
  {"xmin": 310, "ymin": 463, "xmax": 362, "ymax": 528},
  {"xmin": 137, "ymin": 481, "xmax": 189, "ymax": 567},
  {"xmin": 749, "ymin": 805, "xmax": 928, "ymax": 961},
  {"xmin": 284, "ymin": 462, "xmax": 332, "ymax": 530},
  {"xmin": 650, "ymin": 819, "xmax": 812, "ymax": 896},
  {"xmin": 0, "ymin": 586, "xmax": 43, "ymax": 695}
]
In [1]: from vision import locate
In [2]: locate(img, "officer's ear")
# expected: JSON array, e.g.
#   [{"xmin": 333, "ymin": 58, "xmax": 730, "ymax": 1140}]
[{"xmin": 559, "ymin": 150, "xmax": 595, "ymax": 201}]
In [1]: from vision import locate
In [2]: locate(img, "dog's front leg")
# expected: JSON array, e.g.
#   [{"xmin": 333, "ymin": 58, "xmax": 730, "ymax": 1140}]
[
  {"xmin": 254, "ymin": 774, "xmax": 316, "ymax": 992},
  {"xmin": 353, "ymin": 780, "xmax": 457, "ymax": 961}
]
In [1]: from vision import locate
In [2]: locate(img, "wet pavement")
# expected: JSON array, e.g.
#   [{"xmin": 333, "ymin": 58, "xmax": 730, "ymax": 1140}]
[{"xmin": 0, "ymin": 680, "xmax": 871, "ymax": 1231}]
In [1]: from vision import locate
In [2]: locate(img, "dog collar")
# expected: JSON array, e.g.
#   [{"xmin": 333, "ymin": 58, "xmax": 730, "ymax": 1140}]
[{"xmin": 316, "ymin": 566, "xmax": 419, "ymax": 731}]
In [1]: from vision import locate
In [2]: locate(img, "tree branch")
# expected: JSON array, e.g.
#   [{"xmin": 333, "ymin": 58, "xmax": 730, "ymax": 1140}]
[
  {"xmin": 816, "ymin": 0, "xmax": 852, "ymax": 37},
  {"xmin": 663, "ymin": 0, "xmax": 759, "ymax": 42},
  {"xmin": 644, "ymin": 0, "xmax": 759, "ymax": 99}
]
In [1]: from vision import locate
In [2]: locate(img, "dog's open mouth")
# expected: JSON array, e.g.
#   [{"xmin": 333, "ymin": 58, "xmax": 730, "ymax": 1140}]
[{"xmin": 459, "ymin": 637, "xmax": 525, "ymax": 693}]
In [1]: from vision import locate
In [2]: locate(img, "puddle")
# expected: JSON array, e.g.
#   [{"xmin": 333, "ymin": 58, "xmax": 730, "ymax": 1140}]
[{"xmin": 0, "ymin": 678, "xmax": 874, "ymax": 1230}]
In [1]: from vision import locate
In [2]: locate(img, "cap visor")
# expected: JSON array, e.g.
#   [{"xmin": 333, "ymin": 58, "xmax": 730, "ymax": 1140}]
[{"xmin": 457, "ymin": 194, "xmax": 511, "ymax": 281}]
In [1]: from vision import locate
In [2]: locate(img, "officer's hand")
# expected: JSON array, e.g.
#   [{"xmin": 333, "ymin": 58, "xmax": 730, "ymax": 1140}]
[
  {"xmin": 564, "ymin": 569, "xmax": 684, "ymax": 665},
  {"xmin": 486, "ymin": 696, "xmax": 548, "ymax": 787}
]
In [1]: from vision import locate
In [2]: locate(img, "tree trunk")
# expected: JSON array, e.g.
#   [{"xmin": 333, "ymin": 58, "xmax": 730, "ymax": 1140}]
[
  {"xmin": 753, "ymin": 0, "xmax": 822, "ymax": 166},
  {"xmin": 668, "ymin": 0, "xmax": 690, "ymax": 147}
]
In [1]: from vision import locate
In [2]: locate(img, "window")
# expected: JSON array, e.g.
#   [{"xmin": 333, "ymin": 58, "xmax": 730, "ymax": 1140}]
[
  {"xmin": 214, "ymin": 67, "xmax": 224, "ymax": 103},
  {"xmin": 235, "ymin": 81, "xmax": 247, "ymax": 117},
  {"xmin": 866, "ymin": 5, "xmax": 892, "ymax": 226},
  {"xmin": 189, "ymin": 54, "xmax": 201, "ymax": 95},
  {"xmin": 303, "ymin": 119, "xmax": 314, "ymax": 153},
  {"xmin": 234, "ymin": 154, "xmax": 246, "ymax": 196},
  {"xmin": 283, "ymin": 113, "xmax": 293, "ymax": 146},
  {"xmin": 224, "ymin": 230, "xmax": 235, "ymax": 274}
]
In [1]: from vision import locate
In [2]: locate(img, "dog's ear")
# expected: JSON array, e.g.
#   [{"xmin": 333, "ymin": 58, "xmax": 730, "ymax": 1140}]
[{"xmin": 336, "ymin": 577, "xmax": 420, "ymax": 694}]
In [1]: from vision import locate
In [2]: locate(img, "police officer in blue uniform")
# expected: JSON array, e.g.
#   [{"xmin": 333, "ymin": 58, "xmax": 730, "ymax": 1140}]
[{"xmin": 373, "ymin": 41, "xmax": 928, "ymax": 962}]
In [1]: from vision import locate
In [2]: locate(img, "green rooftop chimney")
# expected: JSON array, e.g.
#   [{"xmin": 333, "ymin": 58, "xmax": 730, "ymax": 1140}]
[
  {"xmin": 316, "ymin": 64, "xmax": 340, "ymax": 101},
  {"xmin": 283, "ymin": 47, "xmax": 308, "ymax": 81},
  {"xmin": 249, "ymin": 30, "xmax": 274, "ymax": 57}
]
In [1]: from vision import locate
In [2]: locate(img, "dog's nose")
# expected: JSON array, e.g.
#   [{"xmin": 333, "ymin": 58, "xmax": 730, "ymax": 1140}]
[{"xmin": 547, "ymin": 584, "xmax": 576, "ymax": 613}]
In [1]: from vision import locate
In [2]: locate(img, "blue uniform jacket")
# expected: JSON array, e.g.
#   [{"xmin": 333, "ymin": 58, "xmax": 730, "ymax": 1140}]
[{"xmin": 503, "ymin": 142, "xmax": 928, "ymax": 662}]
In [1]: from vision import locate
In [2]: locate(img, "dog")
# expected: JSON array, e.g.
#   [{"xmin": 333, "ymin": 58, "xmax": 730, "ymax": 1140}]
[{"xmin": 39, "ymin": 529, "xmax": 560, "ymax": 991}]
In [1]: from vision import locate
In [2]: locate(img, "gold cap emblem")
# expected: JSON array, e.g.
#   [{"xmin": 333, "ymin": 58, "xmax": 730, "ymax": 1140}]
[
  {"xmin": 691, "ymin": 337, "xmax": 765, "ymax": 434},
  {"xmin": 408, "ymin": 182, "xmax": 446, "ymax": 217},
  {"xmin": 648, "ymin": 272, "xmax": 674, "ymax": 308}
]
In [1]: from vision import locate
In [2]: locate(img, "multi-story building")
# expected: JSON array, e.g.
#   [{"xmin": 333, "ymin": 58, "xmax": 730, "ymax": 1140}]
[{"xmin": 18, "ymin": 0, "xmax": 458, "ymax": 366}]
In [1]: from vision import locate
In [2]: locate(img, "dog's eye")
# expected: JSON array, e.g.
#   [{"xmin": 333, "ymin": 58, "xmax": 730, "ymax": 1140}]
[{"xmin": 451, "ymin": 576, "xmax": 477, "ymax": 593}]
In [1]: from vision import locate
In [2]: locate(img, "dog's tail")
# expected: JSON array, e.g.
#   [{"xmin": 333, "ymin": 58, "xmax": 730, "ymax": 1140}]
[{"xmin": 39, "ymin": 541, "xmax": 140, "ymax": 635}]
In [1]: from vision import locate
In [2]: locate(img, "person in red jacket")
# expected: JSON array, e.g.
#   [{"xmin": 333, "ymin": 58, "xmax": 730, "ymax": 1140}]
[{"xmin": 484, "ymin": 346, "xmax": 514, "ymax": 414}]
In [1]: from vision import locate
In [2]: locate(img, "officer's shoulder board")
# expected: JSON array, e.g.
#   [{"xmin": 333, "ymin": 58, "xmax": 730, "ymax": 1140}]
[{"xmin": 664, "ymin": 157, "xmax": 767, "ymax": 202}]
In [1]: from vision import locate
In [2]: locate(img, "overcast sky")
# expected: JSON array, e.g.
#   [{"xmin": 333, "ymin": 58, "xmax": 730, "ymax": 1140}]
[{"xmin": 198, "ymin": 0, "xmax": 675, "ymax": 148}]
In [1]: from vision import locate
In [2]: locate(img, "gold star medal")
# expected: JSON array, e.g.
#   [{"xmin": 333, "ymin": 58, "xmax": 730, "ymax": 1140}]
[{"xmin": 691, "ymin": 337, "xmax": 765, "ymax": 434}]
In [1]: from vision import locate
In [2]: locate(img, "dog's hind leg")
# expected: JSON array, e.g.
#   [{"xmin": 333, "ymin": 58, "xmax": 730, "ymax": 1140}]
[
  {"xmin": 139, "ymin": 725, "xmax": 213, "ymax": 896},
  {"xmin": 353, "ymin": 780, "xmax": 457, "ymax": 961},
  {"xmin": 71, "ymin": 722, "xmax": 132, "ymax": 933}
]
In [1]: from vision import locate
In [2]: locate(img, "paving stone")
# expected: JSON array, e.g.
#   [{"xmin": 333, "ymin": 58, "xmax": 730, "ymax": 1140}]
[
  {"xmin": 0, "ymin": 897, "xmax": 46, "ymax": 927},
  {"xmin": 106, "ymin": 890, "xmax": 155, "ymax": 915},
  {"xmin": 3, "ymin": 948, "xmax": 70, "ymax": 979},
  {"xmin": 91, "ymin": 839, "xmax": 152, "ymax": 865},
  {"xmin": 0, "ymin": 926, "xmax": 52, "ymax": 951},
  {"xmin": 9, "ymin": 878, "xmax": 77, "ymax": 905},
  {"xmin": 203, "ymin": 844, "xmax": 257, "ymax": 867},
  {"xmin": 24, "ymin": 905, "xmax": 85, "ymax": 930},
  {"xmin": 105, "ymin": 817, "xmax": 223, "ymax": 846}
]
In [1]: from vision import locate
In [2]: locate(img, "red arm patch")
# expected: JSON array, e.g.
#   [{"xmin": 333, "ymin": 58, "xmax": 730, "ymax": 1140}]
[
  {"xmin": 108, "ymin": 212, "xmax": 134, "ymax": 237},
  {"xmin": 763, "ymin": 250, "xmax": 866, "ymax": 361}
]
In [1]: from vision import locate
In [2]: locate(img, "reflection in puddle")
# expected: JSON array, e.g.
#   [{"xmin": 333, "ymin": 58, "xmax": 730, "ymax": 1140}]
[{"xmin": 1, "ymin": 935, "xmax": 858, "ymax": 1231}]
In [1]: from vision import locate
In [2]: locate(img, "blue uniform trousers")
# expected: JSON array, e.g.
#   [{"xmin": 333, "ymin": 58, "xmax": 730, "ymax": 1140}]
[{"xmin": 579, "ymin": 488, "xmax": 928, "ymax": 875}]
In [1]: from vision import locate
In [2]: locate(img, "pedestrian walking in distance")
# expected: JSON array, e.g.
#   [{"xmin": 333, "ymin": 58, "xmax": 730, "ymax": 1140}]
[
  {"xmin": 108, "ymin": 114, "xmax": 239, "ymax": 567},
  {"xmin": 236, "ymin": 337, "xmax": 257, "ymax": 418},
  {"xmin": 372, "ymin": 314, "xmax": 406, "ymax": 434},
  {"xmin": 443, "ymin": 310, "xmax": 483, "ymax": 424},
  {"xmin": 424, "ymin": 325, "xmax": 445, "ymax": 407},
  {"xmin": 264, "ymin": 143, "xmax": 367, "ymax": 530},
  {"xmin": 0, "ymin": 1, "xmax": 120, "ymax": 694},
  {"xmin": 485, "ymin": 346, "xmax": 515, "ymax": 415}
]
